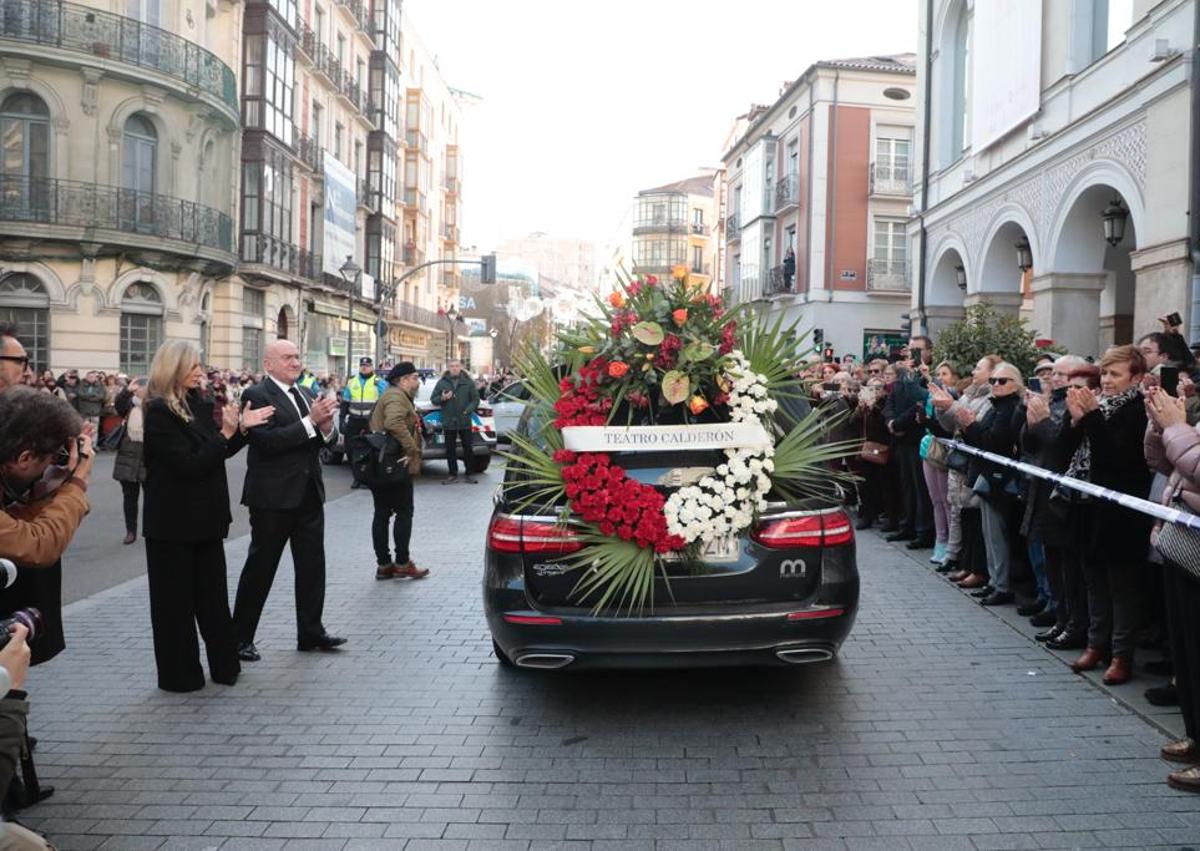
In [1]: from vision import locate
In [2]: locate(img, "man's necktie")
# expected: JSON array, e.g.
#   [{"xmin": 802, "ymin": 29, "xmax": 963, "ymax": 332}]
[{"xmin": 288, "ymin": 386, "xmax": 310, "ymax": 417}]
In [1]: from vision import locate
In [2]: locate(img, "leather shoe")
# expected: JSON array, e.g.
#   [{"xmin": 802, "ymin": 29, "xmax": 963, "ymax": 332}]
[
  {"xmin": 1047, "ymin": 632, "xmax": 1086, "ymax": 651},
  {"xmin": 375, "ymin": 563, "xmax": 397, "ymax": 580},
  {"xmin": 1147, "ymin": 684, "xmax": 1180, "ymax": 707},
  {"xmin": 957, "ymin": 574, "xmax": 988, "ymax": 589},
  {"xmin": 1071, "ymin": 647, "xmax": 1109, "ymax": 673},
  {"xmin": 906, "ymin": 537, "xmax": 935, "ymax": 550},
  {"xmin": 237, "ymin": 642, "xmax": 260, "ymax": 663},
  {"xmin": 122, "ymin": 531, "xmax": 136, "ymax": 545},
  {"xmin": 1102, "ymin": 656, "xmax": 1133, "ymax": 685},
  {"xmin": 1029, "ymin": 610, "xmax": 1058, "ymax": 628},
  {"xmin": 970, "ymin": 586, "xmax": 995, "ymax": 598},
  {"xmin": 298, "ymin": 633, "xmax": 347, "ymax": 652},
  {"xmin": 1167, "ymin": 765, "xmax": 1200, "ymax": 793},
  {"xmin": 947, "ymin": 569, "xmax": 970, "ymax": 582},
  {"xmin": 1017, "ymin": 600, "xmax": 1045, "ymax": 617},
  {"xmin": 1035, "ymin": 626, "xmax": 1062, "ymax": 643},
  {"xmin": 979, "ymin": 591, "xmax": 1014, "ymax": 606},
  {"xmin": 885, "ymin": 530, "xmax": 917, "ymax": 542},
  {"xmin": 1161, "ymin": 737, "xmax": 1199, "ymax": 763}
]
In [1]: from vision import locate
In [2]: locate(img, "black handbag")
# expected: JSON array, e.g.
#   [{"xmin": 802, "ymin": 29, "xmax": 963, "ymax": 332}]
[{"xmin": 348, "ymin": 432, "xmax": 409, "ymax": 486}]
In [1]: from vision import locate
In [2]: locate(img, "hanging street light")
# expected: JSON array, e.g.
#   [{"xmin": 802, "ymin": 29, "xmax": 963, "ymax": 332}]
[
  {"xmin": 1101, "ymin": 197, "xmax": 1129, "ymax": 247},
  {"xmin": 338, "ymin": 255, "xmax": 362, "ymax": 377},
  {"xmin": 954, "ymin": 265, "xmax": 967, "ymax": 292},
  {"xmin": 1015, "ymin": 237, "xmax": 1033, "ymax": 272}
]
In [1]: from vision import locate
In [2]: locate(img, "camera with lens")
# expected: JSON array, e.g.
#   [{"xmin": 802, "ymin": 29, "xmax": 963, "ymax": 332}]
[
  {"xmin": 52, "ymin": 436, "xmax": 85, "ymax": 468},
  {"xmin": 0, "ymin": 608, "xmax": 42, "ymax": 651}
]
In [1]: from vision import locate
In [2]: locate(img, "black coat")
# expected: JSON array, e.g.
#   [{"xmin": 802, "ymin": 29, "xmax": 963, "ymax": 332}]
[
  {"xmin": 1062, "ymin": 398, "xmax": 1153, "ymax": 563},
  {"xmin": 143, "ymin": 393, "xmax": 246, "ymax": 542},
  {"xmin": 883, "ymin": 369, "xmax": 929, "ymax": 446},
  {"xmin": 239, "ymin": 379, "xmax": 332, "ymax": 510},
  {"xmin": 962, "ymin": 393, "xmax": 1025, "ymax": 487},
  {"xmin": 1020, "ymin": 388, "xmax": 1072, "ymax": 544}
]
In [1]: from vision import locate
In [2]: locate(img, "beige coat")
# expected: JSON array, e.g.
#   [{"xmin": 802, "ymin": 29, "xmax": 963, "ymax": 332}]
[{"xmin": 369, "ymin": 386, "xmax": 423, "ymax": 476}]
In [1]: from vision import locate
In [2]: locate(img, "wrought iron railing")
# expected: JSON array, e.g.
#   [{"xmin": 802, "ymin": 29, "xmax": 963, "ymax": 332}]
[
  {"xmin": 690, "ymin": 222, "xmax": 710, "ymax": 236},
  {"xmin": 297, "ymin": 22, "xmax": 319, "ymax": 61},
  {"xmin": 633, "ymin": 217, "xmax": 687, "ymax": 233},
  {"xmin": 775, "ymin": 174, "xmax": 800, "ymax": 210},
  {"xmin": 0, "ymin": 0, "xmax": 237, "ymax": 114},
  {"xmin": 725, "ymin": 212, "xmax": 740, "ymax": 238},
  {"xmin": 298, "ymin": 249, "xmax": 323, "ymax": 281},
  {"xmin": 293, "ymin": 126, "xmax": 323, "ymax": 173},
  {"xmin": 241, "ymin": 233, "xmax": 298, "ymax": 272},
  {"xmin": 765, "ymin": 264, "xmax": 792, "ymax": 296},
  {"xmin": 869, "ymin": 162, "xmax": 911, "ymax": 196},
  {"xmin": 346, "ymin": 0, "xmax": 371, "ymax": 34},
  {"xmin": 392, "ymin": 299, "xmax": 442, "ymax": 328},
  {"xmin": 867, "ymin": 258, "xmax": 910, "ymax": 291},
  {"xmin": 0, "ymin": 175, "xmax": 233, "ymax": 252}
]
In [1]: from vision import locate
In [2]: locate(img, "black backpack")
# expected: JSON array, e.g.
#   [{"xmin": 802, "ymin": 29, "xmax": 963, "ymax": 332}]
[{"xmin": 348, "ymin": 432, "xmax": 409, "ymax": 486}]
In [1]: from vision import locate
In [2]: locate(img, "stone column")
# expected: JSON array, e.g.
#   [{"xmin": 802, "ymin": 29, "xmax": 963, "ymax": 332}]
[
  {"xmin": 1030, "ymin": 273, "xmax": 1106, "ymax": 357},
  {"xmin": 1130, "ymin": 239, "xmax": 1191, "ymax": 341},
  {"xmin": 917, "ymin": 304, "xmax": 967, "ymax": 339},
  {"xmin": 963, "ymin": 291, "xmax": 1022, "ymax": 315}
]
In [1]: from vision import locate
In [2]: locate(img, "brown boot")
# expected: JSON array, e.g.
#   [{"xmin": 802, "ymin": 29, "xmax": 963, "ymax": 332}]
[
  {"xmin": 1071, "ymin": 647, "xmax": 1109, "ymax": 673},
  {"xmin": 394, "ymin": 561, "xmax": 430, "ymax": 579},
  {"xmin": 1161, "ymin": 738, "xmax": 1199, "ymax": 764},
  {"xmin": 1167, "ymin": 765, "xmax": 1200, "ymax": 793},
  {"xmin": 957, "ymin": 574, "xmax": 988, "ymax": 589},
  {"xmin": 1102, "ymin": 656, "xmax": 1132, "ymax": 685},
  {"xmin": 946, "ymin": 570, "xmax": 970, "ymax": 582},
  {"xmin": 375, "ymin": 563, "xmax": 397, "ymax": 580}
]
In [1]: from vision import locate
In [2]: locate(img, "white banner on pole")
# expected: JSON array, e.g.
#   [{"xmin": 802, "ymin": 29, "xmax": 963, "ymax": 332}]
[{"xmin": 562, "ymin": 423, "xmax": 772, "ymax": 453}]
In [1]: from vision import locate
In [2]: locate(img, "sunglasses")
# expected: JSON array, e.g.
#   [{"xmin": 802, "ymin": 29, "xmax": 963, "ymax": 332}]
[
  {"xmin": 868, "ymin": 368, "xmax": 882, "ymax": 374},
  {"xmin": 988, "ymin": 377, "xmax": 1014, "ymax": 386},
  {"xmin": 0, "ymin": 354, "xmax": 30, "ymax": 368}
]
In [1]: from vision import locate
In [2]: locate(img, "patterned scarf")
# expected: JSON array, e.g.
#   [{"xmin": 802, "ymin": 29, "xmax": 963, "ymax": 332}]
[{"xmin": 1062, "ymin": 386, "xmax": 1141, "ymax": 486}]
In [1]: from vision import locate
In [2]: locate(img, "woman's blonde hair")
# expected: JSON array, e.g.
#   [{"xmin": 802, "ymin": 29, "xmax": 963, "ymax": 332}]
[
  {"xmin": 991, "ymin": 361, "xmax": 1025, "ymax": 389},
  {"xmin": 147, "ymin": 340, "xmax": 200, "ymax": 421}
]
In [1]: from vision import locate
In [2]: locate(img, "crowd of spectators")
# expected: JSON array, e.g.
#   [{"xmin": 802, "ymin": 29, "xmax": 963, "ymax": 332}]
[{"xmin": 807, "ymin": 318, "xmax": 1200, "ymax": 794}]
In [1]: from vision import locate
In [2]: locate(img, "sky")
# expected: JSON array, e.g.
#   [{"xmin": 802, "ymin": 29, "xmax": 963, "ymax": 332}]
[{"xmin": 406, "ymin": 0, "xmax": 918, "ymax": 256}]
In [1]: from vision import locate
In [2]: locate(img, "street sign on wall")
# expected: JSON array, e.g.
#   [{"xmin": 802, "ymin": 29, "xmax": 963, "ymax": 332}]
[{"xmin": 323, "ymin": 156, "xmax": 357, "ymax": 278}]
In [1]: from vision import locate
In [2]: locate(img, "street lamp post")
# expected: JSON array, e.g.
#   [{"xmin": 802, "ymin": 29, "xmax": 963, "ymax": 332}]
[
  {"xmin": 489, "ymin": 327, "xmax": 498, "ymax": 371},
  {"xmin": 339, "ymin": 255, "xmax": 362, "ymax": 378},
  {"xmin": 444, "ymin": 303, "xmax": 461, "ymax": 365}
]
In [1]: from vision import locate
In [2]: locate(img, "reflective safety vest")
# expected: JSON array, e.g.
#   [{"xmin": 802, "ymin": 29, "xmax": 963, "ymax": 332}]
[
  {"xmin": 344, "ymin": 374, "xmax": 383, "ymax": 418},
  {"xmin": 298, "ymin": 374, "xmax": 318, "ymax": 393}
]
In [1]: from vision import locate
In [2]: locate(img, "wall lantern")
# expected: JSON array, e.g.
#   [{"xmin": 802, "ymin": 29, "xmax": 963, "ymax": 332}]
[
  {"xmin": 954, "ymin": 265, "xmax": 967, "ymax": 292},
  {"xmin": 1101, "ymin": 197, "xmax": 1129, "ymax": 247},
  {"xmin": 1015, "ymin": 237, "xmax": 1033, "ymax": 272}
]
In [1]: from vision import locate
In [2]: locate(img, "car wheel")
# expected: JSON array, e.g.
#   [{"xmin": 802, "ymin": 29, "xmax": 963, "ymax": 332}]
[
  {"xmin": 492, "ymin": 639, "xmax": 515, "ymax": 668},
  {"xmin": 475, "ymin": 455, "xmax": 491, "ymax": 473},
  {"xmin": 319, "ymin": 447, "xmax": 342, "ymax": 465}
]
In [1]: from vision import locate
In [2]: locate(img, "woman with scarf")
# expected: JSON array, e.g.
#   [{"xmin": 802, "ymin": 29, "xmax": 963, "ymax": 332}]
[{"xmin": 1063, "ymin": 345, "xmax": 1153, "ymax": 685}]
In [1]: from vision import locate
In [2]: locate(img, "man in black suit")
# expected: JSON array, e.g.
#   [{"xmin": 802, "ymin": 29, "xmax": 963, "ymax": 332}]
[{"xmin": 233, "ymin": 339, "xmax": 346, "ymax": 661}]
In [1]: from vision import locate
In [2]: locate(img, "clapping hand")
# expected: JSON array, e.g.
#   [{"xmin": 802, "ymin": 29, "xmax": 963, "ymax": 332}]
[
  {"xmin": 1147, "ymin": 385, "xmax": 1188, "ymax": 430},
  {"xmin": 1066, "ymin": 386, "xmax": 1098, "ymax": 421},
  {"xmin": 241, "ymin": 404, "xmax": 275, "ymax": 429},
  {"xmin": 929, "ymin": 383, "xmax": 954, "ymax": 411},
  {"xmin": 1026, "ymin": 391, "xmax": 1050, "ymax": 425},
  {"xmin": 220, "ymin": 403, "xmax": 241, "ymax": 438},
  {"xmin": 309, "ymin": 395, "xmax": 337, "ymax": 429},
  {"xmin": 953, "ymin": 406, "xmax": 976, "ymax": 428}
]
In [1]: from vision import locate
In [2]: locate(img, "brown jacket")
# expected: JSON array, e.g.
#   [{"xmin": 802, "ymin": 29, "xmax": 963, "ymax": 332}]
[
  {"xmin": 369, "ymin": 386, "xmax": 423, "ymax": 476},
  {"xmin": 0, "ymin": 479, "xmax": 89, "ymax": 567}
]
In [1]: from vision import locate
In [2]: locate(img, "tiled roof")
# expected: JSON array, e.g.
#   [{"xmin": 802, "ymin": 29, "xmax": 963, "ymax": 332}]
[
  {"xmin": 817, "ymin": 52, "xmax": 917, "ymax": 74},
  {"xmin": 638, "ymin": 175, "xmax": 715, "ymax": 197}
]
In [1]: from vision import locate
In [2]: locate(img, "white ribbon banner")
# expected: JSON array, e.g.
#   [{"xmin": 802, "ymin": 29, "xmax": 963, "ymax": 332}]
[
  {"xmin": 936, "ymin": 437, "xmax": 1200, "ymax": 531},
  {"xmin": 562, "ymin": 422, "xmax": 772, "ymax": 453}
]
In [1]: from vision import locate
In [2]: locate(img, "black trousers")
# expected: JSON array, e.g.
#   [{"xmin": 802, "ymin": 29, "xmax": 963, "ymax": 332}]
[
  {"xmin": 1045, "ymin": 544, "xmax": 1089, "ymax": 636},
  {"xmin": 444, "ymin": 428, "xmax": 474, "ymax": 475},
  {"xmin": 145, "ymin": 538, "xmax": 240, "ymax": 692},
  {"xmin": 371, "ymin": 480, "xmax": 414, "ymax": 566},
  {"xmin": 894, "ymin": 443, "xmax": 932, "ymax": 537},
  {"xmin": 233, "ymin": 483, "xmax": 327, "ymax": 645},
  {"xmin": 1164, "ymin": 565, "xmax": 1200, "ymax": 740},
  {"xmin": 120, "ymin": 481, "xmax": 140, "ymax": 534},
  {"xmin": 1084, "ymin": 559, "xmax": 1145, "ymax": 658},
  {"xmin": 960, "ymin": 507, "xmax": 988, "ymax": 578}
]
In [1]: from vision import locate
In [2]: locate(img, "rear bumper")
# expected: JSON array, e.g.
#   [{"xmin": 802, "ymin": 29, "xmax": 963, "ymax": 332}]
[{"xmin": 485, "ymin": 581, "xmax": 858, "ymax": 670}]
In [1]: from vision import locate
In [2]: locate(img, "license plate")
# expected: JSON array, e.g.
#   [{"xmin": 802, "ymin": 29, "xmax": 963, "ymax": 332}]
[{"xmin": 664, "ymin": 534, "xmax": 741, "ymax": 563}]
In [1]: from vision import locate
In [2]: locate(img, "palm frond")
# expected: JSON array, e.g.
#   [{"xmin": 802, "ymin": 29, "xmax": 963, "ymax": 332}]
[
  {"xmin": 738, "ymin": 312, "xmax": 814, "ymax": 397},
  {"xmin": 565, "ymin": 535, "xmax": 658, "ymax": 616},
  {"xmin": 499, "ymin": 430, "xmax": 566, "ymax": 514},
  {"xmin": 769, "ymin": 406, "xmax": 860, "ymax": 500}
]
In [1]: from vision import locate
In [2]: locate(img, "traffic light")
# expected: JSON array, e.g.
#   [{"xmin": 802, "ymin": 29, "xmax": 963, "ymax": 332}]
[
  {"xmin": 480, "ymin": 254, "xmax": 497, "ymax": 284},
  {"xmin": 812, "ymin": 327, "xmax": 824, "ymax": 348},
  {"xmin": 899, "ymin": 312, "xmax": 912, "ymax": 336}
]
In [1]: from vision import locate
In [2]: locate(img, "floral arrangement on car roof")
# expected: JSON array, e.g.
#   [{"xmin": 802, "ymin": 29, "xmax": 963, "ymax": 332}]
[{"xmin": 504, "ymin": 265, "xmax": 855, "ymax": 614}]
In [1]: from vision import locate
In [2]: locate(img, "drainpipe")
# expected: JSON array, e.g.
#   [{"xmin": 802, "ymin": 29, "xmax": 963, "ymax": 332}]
[
  {"xmin": 804, "ymin": 77, "xmax": 816, "ymax": 296},
  {"xmin": 917, "ymin": 0, "xmax": 934, "ymax": 336},
  {"xmin": 824, "ymin": 68, "xmax": 840, "ymax": 303},
  {"xmin": 1189, "ymin": 0, "xmax": 1200, "ymax": 343}
]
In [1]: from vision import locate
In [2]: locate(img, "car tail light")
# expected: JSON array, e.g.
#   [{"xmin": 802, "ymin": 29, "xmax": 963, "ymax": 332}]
[
  {"xmin": 487, "ymin": 515, "xmax": 583, "ymax": 554},
  {"xmin": 752, "ymin": 509, "xmax": 854, "ymax": 548},
  {"xmin": 786, "ymin": 607, "xmax": 846, "ymax": 620},
  {"xmin": 503, "ymin": 614, "xmax": 563, "ymax": 625}
]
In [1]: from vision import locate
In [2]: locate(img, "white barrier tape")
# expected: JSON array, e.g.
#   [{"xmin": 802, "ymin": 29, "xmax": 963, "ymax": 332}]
[{"xmin": 934, "ymin": 437, "xmax": 1200, "ymax": 532}]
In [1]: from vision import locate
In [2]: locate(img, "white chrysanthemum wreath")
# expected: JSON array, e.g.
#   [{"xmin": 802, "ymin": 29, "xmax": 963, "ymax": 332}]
[{"xmin": 663, "ymin": 351, "xmax": 778, "ymax": 545}]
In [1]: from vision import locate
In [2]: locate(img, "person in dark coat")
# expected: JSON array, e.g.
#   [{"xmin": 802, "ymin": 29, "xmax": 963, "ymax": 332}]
[
  {"xmin": 430, "ymin": 360, "xmax": 480, "ymax": 484},
  {"xmin": 850, "ymin": 377, "xmax": 898, "ymax": 530},
  {"xmin": 1061, "ymin": 345, "xmax": 1154, "ymax": 685},
  {"xmin": 883, "ymin": 339, "xmax": 934, "ymax": 548},
  {"xmin": 142, "ymin": 340, "xmax": 275, "ymax": 692},
  {"xmin": 112, "ymin": 377, "xmax": 147, "ymax": 545}
]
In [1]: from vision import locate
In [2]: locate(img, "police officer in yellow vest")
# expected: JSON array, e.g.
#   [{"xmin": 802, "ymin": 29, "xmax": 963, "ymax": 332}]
[
  {"xmin": 341, "ymin": 357, "xmax": 388, "ymax": 488},
  {"xmin": 298, "ymin": 369, "xmax": 319, "ymax": 394}
]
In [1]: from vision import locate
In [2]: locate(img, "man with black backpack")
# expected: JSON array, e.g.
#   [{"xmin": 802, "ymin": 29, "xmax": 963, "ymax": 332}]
[{"xmin": 367, "ymin": 363, "xmax": 429, "ymax": 581}]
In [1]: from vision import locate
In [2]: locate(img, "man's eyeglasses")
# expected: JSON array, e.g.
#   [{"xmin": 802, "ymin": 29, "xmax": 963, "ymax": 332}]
[
  {"xmin": 0, "ymin": 355, "xmax": 29, "ymax": 368},
  {"xmin": 988, "ymin": 377, "xmax": 1013, "ymax": 386}
]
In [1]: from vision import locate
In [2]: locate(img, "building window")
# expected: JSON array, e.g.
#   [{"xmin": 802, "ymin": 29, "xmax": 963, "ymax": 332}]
[
  {"xmin": 243, "ymin": 287, "xmax": 266, "ymax": 317},
  {"xmin": 1091, "ymin": 0, "xmax": 1134, "ymax": 61},
  {"xmin": 242, "ymin": 326, "xmax": 263, "ymax": 370},
  {"xmin": 336, "ymin": 32, "xmax": 345, "ymax": 67},
  {"xmin": 873, "ymin": 219, "xmax": 907, "ymax": 264},
  {"xmin": 0, "ymin": 93, "xmax": 50, "ymax": 210},
  {"xmin": 242, "ymin": 23, "xmax": 294, "ymax": 146},
  {"xmin": 0, "ymin": 274, "xmax": 50, "ymax": 374},
  {"xmin": 314, "ymin": 5, "xmax": 324, "ymax": 43},
  {"xmin": 875, "ymin": 136, "xmax": 911, "ymax": 181},
  {"xmin": 122, "ymin": 114, "xmax": 157, "ymax": 232},
  {"xmin": 636, "ymin": 194, "xmax": 685, "ymax": 228},
  {"xmin": 267, "ymin": 0, "xmax": 296, "ymax": 28},
  {"xmin": 119, "ymin": 283, "xmax": 163, "ymax": 375},
  {"xmin": 691, "ymin": 245, "xmax": 703, "ymax": 274},
  {"xmin": 787, "ymin": 139, "xmax": 799, "ymax": 176},
  {"xmin": 950, "ymin": 8, "xmax": 971, "ymax": 158},
  {"xmin": 692, "ymin": 208, "xmax": 703, "ymax": 226},
  {"xmin": 241, "ymin": 146, "xmax": 295, "ymax": 268}
]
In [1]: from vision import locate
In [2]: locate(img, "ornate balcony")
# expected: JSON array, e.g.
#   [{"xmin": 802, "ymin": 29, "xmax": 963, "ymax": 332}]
[
  {"xmin": 632, "ymin": 217, "xmax": 687, "ymax": 236},
  {"xmin": 775, "ymin": 174, "xmax": 800, "ymax": 211},
  {"xmin": 240, "ymin": 233, "xmax": 299, "ymax": 276},
  {"xmin": 725, "ymin": 212, "xmax": 740, "ymax": 240},
  {"xmin": 293, "ymin": 126, "xmax": 323, "ymax": 173},
  {"xmin": 298, "ymin": 249, "xmax": 323, "ymax": 281},
  {"xmin": 867, "ymin": 258, "xmax": 910, "ymax": 292},
  {"xmin": 391, "ymin": 299, "xmax": 442, "ymax": 330},
  {"xmin": 869, "ymin": 163, "xmax": 911, "ymax": 196},
  {"xmin": 690, "ymin": 222, "xmax": 710, "ymax": 237},
  {"xmin": 0, "ymin": 0, "xmax": 238, "ymax": 122},
  {"xmin": 0, "ymin": 175, "xmax": 234, "ymax": 268},
  {"xmin": 764, "ymin": 264, "xmax": 792, "ymax": 296}
]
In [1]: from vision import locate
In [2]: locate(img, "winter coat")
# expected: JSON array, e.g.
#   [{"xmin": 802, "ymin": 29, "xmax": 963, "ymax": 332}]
[
  {"xmin": 75, "ymin": 380, "xmax": 106, "ymax": 416},
  {"xmin": 430, "ymin": 372, "xmax": 479, "ymax": 431},
  {"xmin": 882, "ymin": 368, "xmax": 929, "ymax": 446},
  {"xmin": 1020, "ymin": 387, "xmax": 1073, "ymax": 544},
  {"xmin": 1145, "ymin": 422, "xmax": 1200, "ymax": 516},
  {"xmin": 370, "ymin": 385, "xmax": 424, "ymax": 476},
  {"xmin": 112, "ymin": 405, "xmax": 146, "ymax": 484},
  {"xmin": 961, "ymin": 393, "xmax": 1025, "ymax": 493}
]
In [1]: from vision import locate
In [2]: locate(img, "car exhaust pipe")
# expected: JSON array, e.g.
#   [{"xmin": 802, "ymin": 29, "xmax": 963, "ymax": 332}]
[
  {"xmin": 514, "ymin": 653, "xmax": 576, "ymax": 670},
  {"xmin": 776, "ymin": 647, "xmax": 834, "ymax": 664}
]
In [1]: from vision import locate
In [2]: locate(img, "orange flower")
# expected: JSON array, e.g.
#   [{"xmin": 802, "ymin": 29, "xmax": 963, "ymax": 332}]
[
  {"xmin": 608, "ymin": 291, "xmax": 626, "ymax": 308},
  {"xmin": 671, "ymin": 264, "xmax": 688, "ymax": 281},
  {"xmin": 672, "ymin": 308, "xmax": 689, "ymax": 326},
  {"xmin": 608, "ymin": 361, "xmax": 630, "ymax": 378},
  {"xmin": 688, "ymin": 394, "xmax": 709, "ymax": 415}
]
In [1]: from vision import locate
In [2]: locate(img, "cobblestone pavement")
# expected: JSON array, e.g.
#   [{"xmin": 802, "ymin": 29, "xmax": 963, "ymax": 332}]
[{"xmin": 18, "ymin": 466, "xmax": 1200, "ymax": 850}]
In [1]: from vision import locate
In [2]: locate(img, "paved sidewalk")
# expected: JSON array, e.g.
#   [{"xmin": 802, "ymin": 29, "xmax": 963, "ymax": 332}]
[{"xmin": 16, "ymin": 470, "xmax": 1200, "ymax": 850}]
